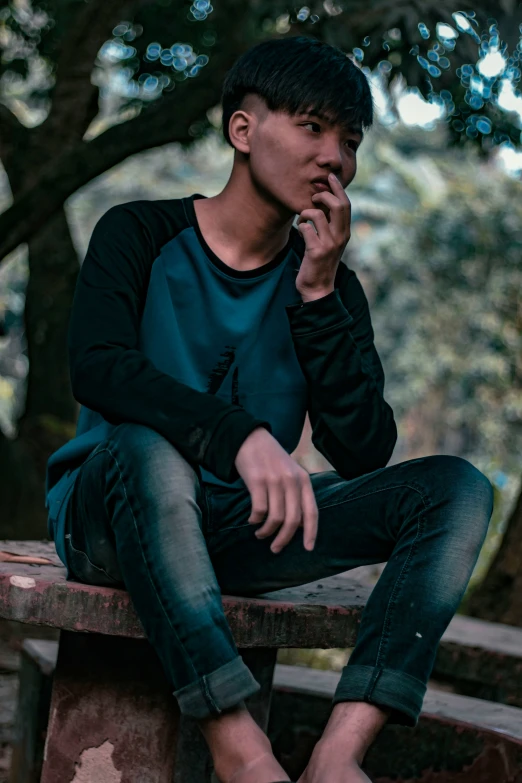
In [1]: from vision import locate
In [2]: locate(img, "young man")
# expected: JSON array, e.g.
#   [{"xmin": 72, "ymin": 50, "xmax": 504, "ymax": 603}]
[{"xmin": 45, "ymin": 36, "xmax": 494, "ymax": 783}]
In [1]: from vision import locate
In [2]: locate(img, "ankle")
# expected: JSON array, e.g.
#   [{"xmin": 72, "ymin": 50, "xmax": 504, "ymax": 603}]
[
  {"xmin": 319, "ymin": 701, "xmax": 390, "ymax": 765},
  {"xmin": 198, "ymin": 704, "xmax": 272, "ymax": 769}
]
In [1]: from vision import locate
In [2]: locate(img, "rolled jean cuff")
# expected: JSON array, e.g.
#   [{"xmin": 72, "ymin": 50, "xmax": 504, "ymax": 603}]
[
  {"xmin": 173, "ymin": 656, "xmax": 261, "ymax": 719},
  {"xmin": 332, "ymin": 664, "xmax": 426, "ymax": 727}
]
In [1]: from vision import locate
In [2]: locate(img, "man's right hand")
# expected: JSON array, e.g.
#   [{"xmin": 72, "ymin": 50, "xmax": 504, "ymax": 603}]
[{"xmin": 234, "ymin": 427, "xmax": 318, "ymax": 554}]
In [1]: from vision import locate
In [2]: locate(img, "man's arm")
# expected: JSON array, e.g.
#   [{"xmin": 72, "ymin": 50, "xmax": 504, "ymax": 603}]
[
  {"xmin": 285, "ymin": 264, "xmax": 397, "ymax": 480},
  {"xmin": 68, "ymin": 203, "xmax": 271, "ymax": 483}
]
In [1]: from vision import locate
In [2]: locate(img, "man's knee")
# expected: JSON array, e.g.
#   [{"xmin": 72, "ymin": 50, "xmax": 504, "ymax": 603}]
[
  {"xmin": 424, "ymin": 455, "xmax": 493, "ymax": 508},
  {"xmin": 107, "ymin": 423, "xmax": 201, "ymax": 498},
  {"xmin": 421, "ymin": 455, "xmax": 494, "ymax": 549}
]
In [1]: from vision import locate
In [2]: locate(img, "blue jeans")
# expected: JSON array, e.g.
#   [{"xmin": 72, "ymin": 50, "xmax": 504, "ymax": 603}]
[{"xmin": 63, "ymin": 422, "xmax": 494, "ymax": 726}]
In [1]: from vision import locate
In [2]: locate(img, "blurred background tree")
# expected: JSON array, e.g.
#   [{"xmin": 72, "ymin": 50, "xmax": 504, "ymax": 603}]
[{"xmin": 0, "ymin": 0, "xmax": 522, "ymax": 622}]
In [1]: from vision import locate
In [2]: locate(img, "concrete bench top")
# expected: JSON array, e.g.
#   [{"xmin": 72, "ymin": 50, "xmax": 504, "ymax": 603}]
[
  {"xmin": 2, "ymin": 542, "xmax": 522, "ymax": 664},
  {"xmin": 0, "ymin": 541, "xmax": 370, "ymax": 648}
]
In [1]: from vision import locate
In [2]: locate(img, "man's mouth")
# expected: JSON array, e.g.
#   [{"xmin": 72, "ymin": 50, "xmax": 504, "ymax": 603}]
[{"xmin": 311, "ymin": 181, "xmax": 331, "ymax": 192}]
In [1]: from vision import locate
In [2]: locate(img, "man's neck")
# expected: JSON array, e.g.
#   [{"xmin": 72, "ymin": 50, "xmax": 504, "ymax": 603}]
[{"xmin": 193, "ymin": 174, "xmax": 296, "ymax": 273}]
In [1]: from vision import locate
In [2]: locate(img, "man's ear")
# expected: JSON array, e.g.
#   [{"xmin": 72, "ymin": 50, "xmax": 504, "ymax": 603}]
[{"xmin": 228, "ymin": 109, "xmax": 254, "ymax": 154}]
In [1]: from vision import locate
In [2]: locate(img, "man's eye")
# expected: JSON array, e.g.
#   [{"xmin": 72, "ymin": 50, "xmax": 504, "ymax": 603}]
[
  {"xmin": 303, "ymin": 122, "xmax": 321, "ymax": 132},
  {"xmin": 346, "ymin": 140, "xmax": 359, "ymax": 151}
]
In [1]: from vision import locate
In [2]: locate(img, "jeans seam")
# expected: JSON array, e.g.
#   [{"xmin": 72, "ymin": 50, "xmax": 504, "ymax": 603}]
[
  {"xmin": 373, "ymin": 491, "xmax": 430, "ymax": 671},
  {"xmin": 364, "ymin": 667, "xmax": 383, "ymax": 701},
  {"xmin": 210, "ymin": 523, "xmax": 252, "ymax": 534},
  {"xmin": 104, "ymin": 443, "xmax": 200, "ymax": 684},
  {"xmin": 201, "ymin": 673, "xmax": 220, "ymax": 713},
  {"xmin": 316, "ymin": 481, "xmax": 429, "ymax": 513}
]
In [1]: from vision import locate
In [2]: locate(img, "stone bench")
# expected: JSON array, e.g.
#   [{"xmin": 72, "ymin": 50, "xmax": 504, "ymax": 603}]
[
  {"xmin": 2, "ymin": 541, "xmax": 522, "ymax": 782},
  {"xmin": 0, "ymin": 541, "xmax": 369, "ymax": 783},
  {"xmin": 9, "ymin": 640, "xmax": 522, "ymax": 782}
]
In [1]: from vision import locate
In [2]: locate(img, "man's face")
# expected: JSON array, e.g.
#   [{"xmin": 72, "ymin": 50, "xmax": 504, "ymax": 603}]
[{"xmin": 234, "ymin": 96, "xmax": 363, "ymax": 217}]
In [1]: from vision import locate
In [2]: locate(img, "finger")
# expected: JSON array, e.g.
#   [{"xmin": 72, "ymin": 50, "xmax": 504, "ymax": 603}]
[
  {"xmin": 297, "ymin": 209, "xmax": 331, "ymax": 242},
  {"xmin": 248, "ymin": 481, "xmax": 268, "ymax": 525},
  {"xmin": 300, "ymin": 479, "xmax": 319, "ymax": 551},
  {"xmin": 297, "ymin": 220, "xmax": 322, "ymax": 250},
  {"xmin": 270, "ymin": 480, "xmax": 303, "ymax": 553},
  {"xmin": 324, "ymin": 174, "xmax": 351, "ymax": 236},
  {"xmin": 254, "ymin": 481, "xmax": 285, "ymax": 539},
  {"xmin": 311, "ymin": 191, "xmax": 349, "ymax": 238}
]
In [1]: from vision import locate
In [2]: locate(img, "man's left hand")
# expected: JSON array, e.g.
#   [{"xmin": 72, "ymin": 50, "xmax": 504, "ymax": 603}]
[{"xmin": 295, "ymin": 172, "xmax": 351, "ymax": 303}]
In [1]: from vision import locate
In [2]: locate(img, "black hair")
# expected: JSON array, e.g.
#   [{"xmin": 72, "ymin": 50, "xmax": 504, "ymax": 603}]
[{"xmin": 221, "ymin": 36, "xmax": 374, "ymax": 148}]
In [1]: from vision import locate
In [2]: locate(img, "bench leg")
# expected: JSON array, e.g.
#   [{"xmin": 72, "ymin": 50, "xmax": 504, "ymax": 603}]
[
  {"xmin": 174, "ymin": 647, "xmax": 278, "ymax": 783},
  {"xmin": 9, "ymin": 640, "xmax": 58, "ymax": 783},
  {"xmin": 40, "ymin": 631, "xmax": 180, "ymax": 783}
]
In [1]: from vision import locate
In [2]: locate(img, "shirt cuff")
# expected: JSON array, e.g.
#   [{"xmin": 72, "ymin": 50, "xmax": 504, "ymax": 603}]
[
  {"xmin": 285, "ymin": 288, "xmax": 354, "ymax": 335},
  {"xmin": 204, "ymin": 410, "xmax": 273, "ymax": 484}
]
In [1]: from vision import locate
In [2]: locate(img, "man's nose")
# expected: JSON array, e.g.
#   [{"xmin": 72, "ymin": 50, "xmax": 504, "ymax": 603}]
[{"xmin": 318, "ymin": 141, "xmax": 343, "ymax": 173}]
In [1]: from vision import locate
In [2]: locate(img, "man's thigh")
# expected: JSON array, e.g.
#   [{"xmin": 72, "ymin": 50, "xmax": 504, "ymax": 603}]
[
  {"xmin": 64, "ymin": 422, "xmax": 207, "ymax": 586},
  {"xmin": 205, "ymin": 457, "xmax": 432, "ymax": 596}
]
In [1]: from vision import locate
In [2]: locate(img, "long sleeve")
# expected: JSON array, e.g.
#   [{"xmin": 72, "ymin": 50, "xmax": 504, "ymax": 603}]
[
  {"xmin": 285, "ymin": 264, "xmax": 397, "ymax": 479},
  {"xmin": 68, "ymin": 204, "xmax": 271, "ymax": 484}
]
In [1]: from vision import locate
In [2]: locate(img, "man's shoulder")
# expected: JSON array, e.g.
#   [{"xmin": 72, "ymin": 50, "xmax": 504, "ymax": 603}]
[
  {"xmin": 99, "ymin": 197, "xmax": 189, "ymax": 233},
  {"xmin": 90, "ymin": 197, "xmax": 193, "ymax": 260}
]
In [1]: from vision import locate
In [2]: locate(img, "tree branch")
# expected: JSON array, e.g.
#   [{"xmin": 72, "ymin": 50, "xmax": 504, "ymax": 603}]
[
  {"xmin": 44, "ymin": 0, "xmax": 140, "ymax": 146},
  {"xmin": 0, "ymin": 103, "xmax": 28, "ymax": 164},
  {"xmin": 0, "ymin": 68, "xmax": 229, "ymax": 264}
]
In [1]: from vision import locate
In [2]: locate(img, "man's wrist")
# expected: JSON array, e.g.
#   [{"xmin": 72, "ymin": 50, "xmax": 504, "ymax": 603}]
[{"xmin": 297, "ymin": 287, "xmax": 335, "ymax": 303}]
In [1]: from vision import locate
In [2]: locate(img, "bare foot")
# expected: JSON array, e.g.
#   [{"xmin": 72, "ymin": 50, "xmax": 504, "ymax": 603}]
[
  {"xmin": 297, "ymin": 739, "xmax": 372, "ymax": 783},
  {"xmin": 199, "ymin": 704, "xmax": 290, "ymax": 783},
  {"xmin": 226, "ymin": 750, "xmax": 291, "ymax": 783}
]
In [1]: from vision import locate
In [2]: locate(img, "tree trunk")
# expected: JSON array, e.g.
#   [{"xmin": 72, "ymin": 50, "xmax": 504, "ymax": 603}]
[
  {"xmin": 0, "ymin": 123, "xmax": 79, "ymax": 539},
  {"xmin": 467, "ymin": 479, "xmax": 522, "ymax": 626},
  {"xmin": 0, "ymin": 205, "xmax": 79, "ymax": 540}
]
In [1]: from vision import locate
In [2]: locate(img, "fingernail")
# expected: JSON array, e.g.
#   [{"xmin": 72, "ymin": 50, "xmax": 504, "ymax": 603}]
[{"xmin": 271, "ymin": 546, "xmax": 280, "ymax": 553}]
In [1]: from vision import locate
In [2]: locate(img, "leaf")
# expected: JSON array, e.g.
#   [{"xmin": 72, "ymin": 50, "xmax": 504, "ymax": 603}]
[{"xmin": 0, "ymin": 550, "xmax": 54, "ymax": 564}]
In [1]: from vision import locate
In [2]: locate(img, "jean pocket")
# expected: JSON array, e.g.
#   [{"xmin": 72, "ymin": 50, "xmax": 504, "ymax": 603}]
[
  {"xmin": 204, "ymin": 485, "xmax": 253, "ymax": 536},
  {"xmin": 65, "ymin": 535, "xmax": 122, "ymax": 587}
]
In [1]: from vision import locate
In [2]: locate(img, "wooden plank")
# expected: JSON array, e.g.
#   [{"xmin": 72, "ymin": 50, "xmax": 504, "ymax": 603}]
[
  {"xmin": 269, "ymin": 665, "xmax": 522, "ymax": 783},
  {"xmin": 272, "ymin": 663, "xmax": 522, "ymax": 740},
  {"xmin": 441, "ymin": 614, "xmax": 522, "ymax": 657}
]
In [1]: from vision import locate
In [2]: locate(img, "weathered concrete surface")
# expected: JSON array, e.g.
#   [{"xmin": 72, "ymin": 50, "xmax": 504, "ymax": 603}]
[
  {"xmin": 269, "ymin": 664, "xmax": 522, "ymax": 782},
  {"xmin": 69, "ymin": 741, "xmax": 122, "ymax": 783},
  {"xmin": 0, "ymin": 674, "xmax": 17, "ymax": 743},
  {"xmin": 41, "ymin": 632, "xmax": 180, "ymax": 783},
  {"xmin": 0, "ymin": 541, "xmax": 371, "ymax": 648}
]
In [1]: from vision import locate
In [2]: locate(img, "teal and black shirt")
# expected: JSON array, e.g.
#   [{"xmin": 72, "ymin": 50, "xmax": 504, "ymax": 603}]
[{"xmin": 45, "ymin": 193, "xmax": 397, "ymax": 569}]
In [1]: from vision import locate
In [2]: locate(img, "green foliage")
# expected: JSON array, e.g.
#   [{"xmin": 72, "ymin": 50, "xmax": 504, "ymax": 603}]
[
  {"xmin": 343, "ymin": 124, "xmax": 522, "ymax": 587},
  {"xmin": 1, "ymin": 1, "xmax": 521, "ymax": 150},
  {"xmin": 349, "ymin": 130, "xmax": 522, "ymax": 472}
]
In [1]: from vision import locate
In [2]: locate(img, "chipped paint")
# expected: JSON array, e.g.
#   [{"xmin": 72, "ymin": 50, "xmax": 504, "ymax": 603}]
[
  {"xmin": 41, "ymin": 632, "xmax": 180, "ymax": 782},
  {"xmin": 70, "ymin": 741, "xmax": 122, "ymax": 783},
  {"xmin": 10, "ymin": 575, "xmax": 36, "ymax": 588}
]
